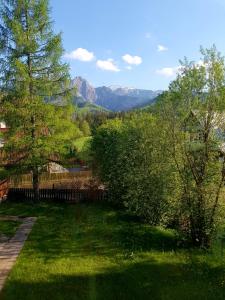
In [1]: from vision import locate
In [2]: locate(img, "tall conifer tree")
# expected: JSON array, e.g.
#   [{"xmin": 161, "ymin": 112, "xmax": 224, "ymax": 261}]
[{"xmin": 0, "ymin": 0, "xmax": 77, "ymax": 200}]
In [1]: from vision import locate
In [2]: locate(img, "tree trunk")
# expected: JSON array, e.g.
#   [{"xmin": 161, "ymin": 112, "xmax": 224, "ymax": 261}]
[
  {"xmin": 32, "ymin": 168, "xmax": 40, "ymax": 202},
  {"xmin": 190, "ymin": 215, "xmax": 210, "ymax": 248}
]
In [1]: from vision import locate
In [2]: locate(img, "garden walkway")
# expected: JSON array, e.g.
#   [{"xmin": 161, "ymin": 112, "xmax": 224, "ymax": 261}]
[{"xmin": 0, "ymin": 216, "xmax": 36, "ymax": 291}]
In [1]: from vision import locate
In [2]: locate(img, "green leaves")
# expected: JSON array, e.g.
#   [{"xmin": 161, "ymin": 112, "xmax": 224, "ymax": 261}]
[
  {"xmin": 92, "ymin": 113, "xmax": 176, "ymax": 224},
  {"xmin": 92, "ymin": 45, "xmax": 225, "ymax": 248},
  {"xmin": 0, "ymin": 0, "xmax": 79, "ymax": 190},
  {"xmin": 157, "ymin": 46, "xmax": 225, "ymax": 247}
]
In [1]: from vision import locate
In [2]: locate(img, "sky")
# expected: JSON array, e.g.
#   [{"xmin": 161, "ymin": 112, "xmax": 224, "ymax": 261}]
[{"xmin": 50, "ymin": 0, "xmax": 225, "ymax": 90}]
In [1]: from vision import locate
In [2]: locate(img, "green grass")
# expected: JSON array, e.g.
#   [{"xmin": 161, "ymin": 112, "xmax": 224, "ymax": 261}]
[
  {"xmin": 76, "ymin": 102, "xmax": 109, "ymax": 114},
  {"xmin": 0, "ymin": 202, "xmax": 225, "ymax": 299},
  {"xmin": 0, "ymin": 220, "xmax": 21, "ymax": 238}
]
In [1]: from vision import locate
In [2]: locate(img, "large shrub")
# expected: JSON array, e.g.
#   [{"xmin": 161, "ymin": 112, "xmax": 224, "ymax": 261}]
[
  {"xmin": 92, "ymin": 113, "xmax": 178, "ymax": 224},
  {"xmin": 92, "ymin": 118, "xmax": 125, "ymax": 205}
]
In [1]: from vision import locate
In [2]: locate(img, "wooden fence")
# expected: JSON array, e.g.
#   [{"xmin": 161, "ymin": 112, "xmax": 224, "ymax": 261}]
[
  {"xmin": 9, "ymin": 171, "xmax": 92, "ymax": 188},
  {"xmin": 7, "ymin": 188, "xmax": 107, "ymax": 203}
]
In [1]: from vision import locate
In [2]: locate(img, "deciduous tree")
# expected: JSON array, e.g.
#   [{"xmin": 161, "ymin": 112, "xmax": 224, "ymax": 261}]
[{"xmin": 158, "ymin": 46, "xmax": 225, "ymax": 247}]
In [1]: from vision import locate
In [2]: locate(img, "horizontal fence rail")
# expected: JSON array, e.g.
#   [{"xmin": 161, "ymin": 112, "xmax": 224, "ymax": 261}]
[
  {"xmin": 8, "ymin": 188, "xmax": 107, "ymax": 203},
  {"xmin": 9, "ymin": 171, "xmax": 93, "ymax": 189}
]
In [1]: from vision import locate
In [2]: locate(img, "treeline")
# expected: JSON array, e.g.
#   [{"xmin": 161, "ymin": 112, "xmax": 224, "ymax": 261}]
[
  {"xmin": 73, "ymin": 111, "xmax": 129, "ymax": 136},
  {"xmin": 91, "ymin": 46, "xmax": 225, "ymax": 248}
]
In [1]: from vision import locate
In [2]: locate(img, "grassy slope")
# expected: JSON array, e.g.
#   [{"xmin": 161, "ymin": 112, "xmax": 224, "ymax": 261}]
[
  {"xmin": 0, "ymin": 202, "xmax": 225, "ymax": 300},
  {"xmin": 76, "ymin": 103, "xmax": 109, "ymax": 114}
]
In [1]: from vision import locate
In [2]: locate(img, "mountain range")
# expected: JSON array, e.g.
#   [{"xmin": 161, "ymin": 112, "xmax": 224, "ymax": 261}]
[{"xmin": 71, "ymin": 77, "xmax": 162, "ymax": 112}]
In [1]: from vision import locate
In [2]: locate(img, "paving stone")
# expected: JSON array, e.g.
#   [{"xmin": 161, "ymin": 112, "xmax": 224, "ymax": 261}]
[{"xmin": 0, "ymin": 216, "xmax": 36, "ymax": 291}]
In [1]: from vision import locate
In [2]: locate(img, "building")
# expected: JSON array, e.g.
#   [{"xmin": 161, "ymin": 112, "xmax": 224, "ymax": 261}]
[
  {"xmin": 184, "ymin": 110, "xmax": 225, "ymax": 154},
  {"xmin": 0, "ymin": 122, "xmax": 8, "ymax": 148}
]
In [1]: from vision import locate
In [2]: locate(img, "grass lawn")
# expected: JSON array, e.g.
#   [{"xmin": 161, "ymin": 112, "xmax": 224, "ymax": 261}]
[
  {"xmin": 0, "ymin": 220, "xmax": 21, "ymax": 238},
  {"xmin": 0, "ymin": 202, "xmax": 225, "ymax": 300}
]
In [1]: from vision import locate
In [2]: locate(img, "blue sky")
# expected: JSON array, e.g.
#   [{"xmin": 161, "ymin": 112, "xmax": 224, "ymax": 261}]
[{"xmin": 50, "ymin": 0, "xmax": 225, "ymax": 90}]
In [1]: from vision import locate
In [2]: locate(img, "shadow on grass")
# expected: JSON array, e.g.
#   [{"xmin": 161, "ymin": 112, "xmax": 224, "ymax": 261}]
[{"xmin": 2, "ymin": 259, "xmax": 225, "ymax": 300}]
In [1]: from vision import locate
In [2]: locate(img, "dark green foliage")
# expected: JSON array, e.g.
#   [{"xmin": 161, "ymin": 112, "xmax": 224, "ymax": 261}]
[{"xmin": 73, "ymin": 110, "xmax": 126, "ymax": 136}]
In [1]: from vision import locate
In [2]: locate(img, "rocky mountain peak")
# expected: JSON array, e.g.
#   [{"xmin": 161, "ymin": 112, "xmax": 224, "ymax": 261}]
[
  {"xmin": 71, "ymin": 76, "xmax": 163, "ymax": 111},
  {"xmin": 72, "ymin": 76, "xmax": 96, "ymax": 103}
]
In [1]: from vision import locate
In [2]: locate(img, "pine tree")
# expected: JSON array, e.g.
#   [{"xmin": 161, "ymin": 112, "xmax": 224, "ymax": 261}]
[{"xmin": 0, "ymin": 0, "xmax": 78, "ymax": 201}]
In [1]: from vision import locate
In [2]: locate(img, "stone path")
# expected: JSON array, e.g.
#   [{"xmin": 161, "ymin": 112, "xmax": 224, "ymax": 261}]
[{"xmin": 0, "ymin": 216, "xmax": 37, "ymax": 291}]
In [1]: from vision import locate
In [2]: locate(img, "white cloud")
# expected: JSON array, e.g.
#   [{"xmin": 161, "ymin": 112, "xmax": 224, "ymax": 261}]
[
  {"xmin": 96, "ymin": 59, "xmax": 120, "ymax": 72},
  {"xmin": 156, "ymin": 66, "xmax": 181, "ymax": 77},
  {"xmin": 122, "ymin": 54, "xmax": 142, "ymax": 65},
  {"xmin": 64, "ymin": 48, "xmax": 95, "ymax": 62},
  {"xmin": 156, "ymin": 61, "xmax": 207, "ymax": 78},
  {"xmin": 157, "ymin": 45, "xmax": 168, "ymax": 52}
]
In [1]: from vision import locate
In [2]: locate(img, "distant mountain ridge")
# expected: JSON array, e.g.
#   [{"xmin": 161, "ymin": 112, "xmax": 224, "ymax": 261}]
[{"xmin": 72, "ymin": 76, "xmax": 162, "ymax": 112}]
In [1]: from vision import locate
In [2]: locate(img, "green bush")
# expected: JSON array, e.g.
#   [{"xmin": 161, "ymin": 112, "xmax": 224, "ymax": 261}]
[{"xmin": 92, "ymin": 113, "xmax": 178, "ymax": 225}]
